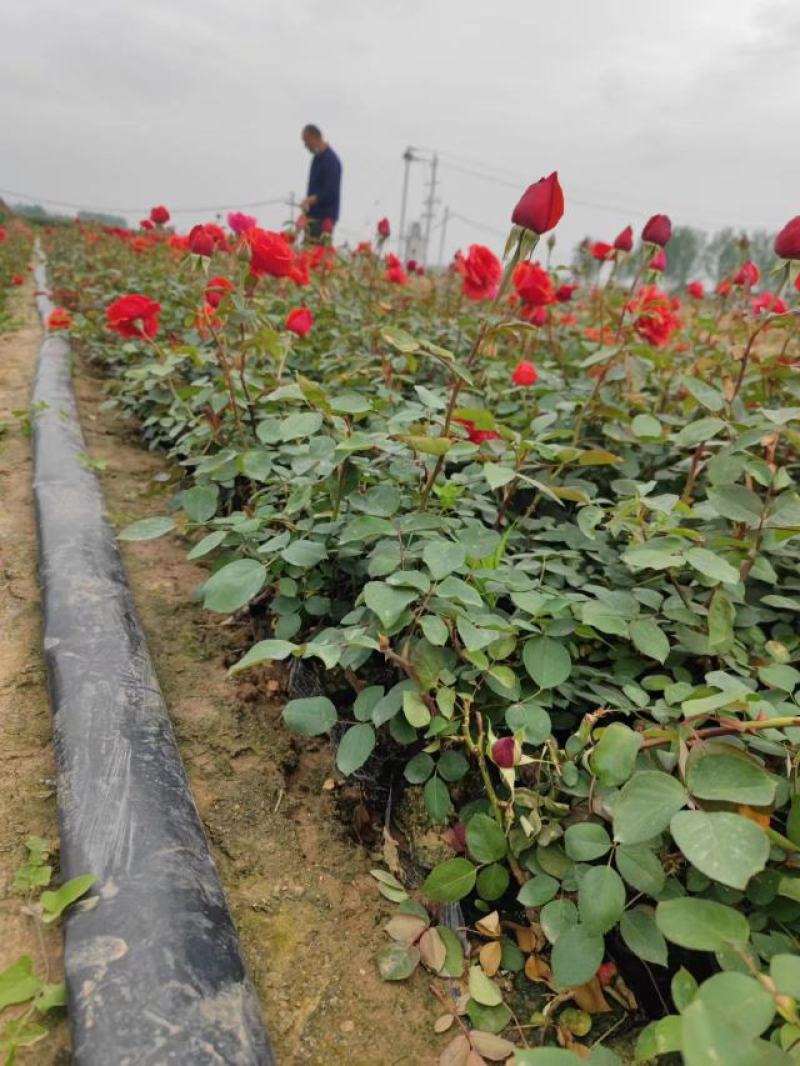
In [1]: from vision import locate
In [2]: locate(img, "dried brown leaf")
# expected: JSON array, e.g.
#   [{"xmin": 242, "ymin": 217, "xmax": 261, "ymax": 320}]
[
  {"xmin": 479, "ymin": 941, "xmax": 502, "ymax": 978},
  {"xmin": 469, "ymin": 1030, "xmax": 516, "ymax": 1061},
  {"xmin": 505, "ymin": 921, "xmax": 536, "ymax": 953},
  {"xmin": 466, "ymin": 1052, "xmax": 487, "ymax": 1066},
  {"xmin": 434, "ymin": 1014, "xmax": 455, "ymax": 1034},
  {"xmin": 439, "ymin": 1033, "xmax": 471, "ymax": 1066},
  {"xmin": 419, "ymin": 926, "xmax": 447, "ymax": 973},
  {"xmin": 475, "ymin": 911, "xmax": 502, "ymax": 939},
  {"xmin": 570, "ymin": 976, "xmax": 611, "ymax": 1014},
  {"xmin": 524, "ymin": 954, "xmax": 552, "ymax": 983},
  {"xmin": 382, "ymin": 825, "xmax": 404, "ymax": 877}
]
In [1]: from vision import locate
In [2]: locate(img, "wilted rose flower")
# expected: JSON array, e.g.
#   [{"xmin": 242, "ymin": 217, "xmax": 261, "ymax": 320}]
[
  {"xmin": 204, "ymin": 275, "xmax": 235, "ymax": 308},
  {"xmin": 453, "ymin": 418, "xmax": 501, "ymax": 445},
  {"xmin": 641, "ymin": 214, "xmax": 672, "ymax": 247},
  {"xmin": 47, "ymin": 307, "xmax": 72, "ymax": 330},
  {"xmin": 775, "ymin": 216, "xmax": 800, "ymax": 259},
  {"xmin": 513, "ymin": 261, "xmax": 555, "ymax": 306},
  {"xmin": 734, "ymin": 260, "xmax": 760, "ymax": 287},
  {"xmin": 285, "ymin": 307, "xmax": 314, "ymax": 336},
  {"xmin": 227, "ymin": 211, "xmax": 257, "ymax": 235},
  {"xmin": 106, "ymin": 294, "xmax": 161, "ymax": 339},
  {"xmin": 457, "ymin": 244, "xmax": 502, "ymax": 300},
  {"xmin": 150, "ymin": 205, "xmax": 170, "ymax": 225},
  {"xmin": 614, "ymin": 225, "xmax": 633, "ymax": 252},
  {"xmin": 686, "ymin": 281, "xmax": 705, "ymax": 299},
  {"xmin": 377, "ymin": 218, "xmax": 390, "ymax": 239},
  {"xmin": 512, "ymin": 360, "xmax": 538, "ymax": 386},
  {"xmin": 512, "ymin": 172, "xmax": 564, "ymax": 234},
  {"xmin": 247, "ymin": 229, "xmax": 295, "ymax": 277}
]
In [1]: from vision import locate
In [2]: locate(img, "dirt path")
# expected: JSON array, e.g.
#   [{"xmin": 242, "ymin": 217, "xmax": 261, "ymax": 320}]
[
  {"xmin": 71, "ymin": 352, "xmax": 441, "ymax": 1063},
  {"xmin": 0, "ymin": 286, "xmax": 69, "ymax": 1062}
]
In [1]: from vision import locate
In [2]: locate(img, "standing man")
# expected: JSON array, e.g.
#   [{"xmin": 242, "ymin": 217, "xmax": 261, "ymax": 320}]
[{"xmin": 300, "ymin": 124, "xmax": 342, "ymax": 240}]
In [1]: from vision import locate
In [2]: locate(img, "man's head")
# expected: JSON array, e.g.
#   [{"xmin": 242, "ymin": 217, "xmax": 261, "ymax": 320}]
[{"xmin": 302, "ymin": 124, "xmax": 324, "ymax": 153}]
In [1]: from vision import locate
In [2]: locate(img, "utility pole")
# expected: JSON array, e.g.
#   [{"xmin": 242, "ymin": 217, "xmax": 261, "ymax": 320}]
[
  {"xmin": 438, "ymin": 205, "xmax": 450, "ymax": 267},
  {"xmin": 399, "ymin": 147, "xmax": 417, "ymax": 260},
  {"xmin": 421, "ymin": 153, "xmax": 439, "ymax": 266}
]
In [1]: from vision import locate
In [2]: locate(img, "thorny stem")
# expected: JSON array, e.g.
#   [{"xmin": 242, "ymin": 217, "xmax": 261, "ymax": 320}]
[{"xmin": 640, "ymin": 715, "xmax": 800, "ymax": 750}]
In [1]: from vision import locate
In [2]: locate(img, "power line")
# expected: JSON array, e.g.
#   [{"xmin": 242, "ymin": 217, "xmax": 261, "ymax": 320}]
[{"xmin": 0, "ymin": 186, "xmax": 289, "ymax": 216}]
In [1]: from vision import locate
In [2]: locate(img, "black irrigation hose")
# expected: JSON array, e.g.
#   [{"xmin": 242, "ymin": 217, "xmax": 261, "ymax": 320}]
[{"xmin": 30, "ymin": 253, "xmax": 275, "ymax": 1065}]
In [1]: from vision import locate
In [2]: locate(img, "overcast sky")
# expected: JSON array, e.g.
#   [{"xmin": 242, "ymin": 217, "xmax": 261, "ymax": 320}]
[{"xmin": 3, "ymin": 0, "xmax": 798, "ymax": 264}]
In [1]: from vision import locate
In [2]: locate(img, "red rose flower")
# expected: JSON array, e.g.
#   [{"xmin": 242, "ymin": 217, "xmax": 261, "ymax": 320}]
[
  {"xmin": 227, "ymin": 211, "xmax": 257, "ymax": 235},
  {"xmin": 687, "ymin": 281, "xmax": 705, "ymax": 299},
  {"xmin": 523, "ymin": 305, "xmax": 549, "ymax": 327},
  {"xmin": 775, "ymin": 216, "xmax": 800, "ymax": 260},
  {"xmin": 628, "ymin": 284, "xmax": 681, "ymax": 347},
  {"xmin": 406, "ymin": 259, "xmax": 418, "ymax": 272},
  {"xmin": 614, "ymin": 225, "xmax": 633, "ymax": 252},
  {"xmin": 457, "ymin": 244, "xmax": 502, "ymax": 300},
  {"xmin": 247, "ymin": 229, "xmax": 295, "ymax": 277},
  {"xmin": 356, "ymin": 241, "xmax": 373, "ymax": 256},
  {"xmin": 189, "ymin": 223, "xmax": 230, "ymax": 257},
  {"xmin": 384, "ymin": 253, "xmax": 408, "ymax": 285},
  {"xmin": 150, "ymin": 205, "xmax": 170, "ymax": 225},
  {"xmin": 289, "ymin": 251, "xmax": 311, "ymax": 287},
  {"xmin": 512, "ymin": 172, "xmax": 564, "ymax": 234},
  {"xmin": 377, "ymin": 218, "xmax": 390, "ymax": 239},
  {"xmin": 513, "ymin": 261, "xmax": 555, "ymax": 307},
  {"xmin": 0, "ymin": 226, "xmax": 6, "ymax": 243},
  {"xmin": 106, "ymin": 294, "xmax": 161, "ymax": 339},
  {"xmin": 139, "ymin": 218, "xmax": 155, "ymax": 231},
  {"xmin": 512, "ymin": 360, "xmax": 538, "ymax": 386},
  {"xmin": 641, "ymin": 214, "xmax": 672, "ymax": 247},
  {"xmin": 204, "ymin": 275, "xmax": 235, "ymax": 308},
  {"xmin": 47, "ymin": 307, "xmax": 72, "ymax": 330},
  {"xmin": 649, "ymin": 249, "xmax": 667, "ymax": 272},
  {"xmin": 285, "ymin": 307, "xmax": 314, "ymax": 336},
  {"xmin": 734, "ymin": 260, "xmax": 760, "ymax": 287},
  {"xmin": 555, "ymin": 283, "xmax": 578, "ymax": 303},
  {"xmin": 590, "ymin": 241, "xmax": 614, "ymax": 261},
  {"xmin": 321, "ymin": 218, "xmax": 334, "ymax": 235},
  {"xmin": 11, "ymin": 274, "xmax": 24, "ymax": 286},
  {"xmin": 752, "ymin": 291, "xmax": 788, "ymax": 316},
  {"xmin": 716, "ymin": 279, "xmax": 732, "ymax": 297},
  {"xmin": 453, "ymin": 418, "xmax": 501, "ymax": 445}
]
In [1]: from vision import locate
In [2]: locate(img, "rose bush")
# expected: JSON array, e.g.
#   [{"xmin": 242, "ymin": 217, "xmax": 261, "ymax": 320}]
[{"xmin": 40, "ymin": 192, "xmax": 800, "ymax": 1064}]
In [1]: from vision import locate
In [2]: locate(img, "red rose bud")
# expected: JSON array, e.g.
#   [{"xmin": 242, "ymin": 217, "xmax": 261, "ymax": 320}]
[
  {"xmin": 734, "ymin": 259, "xmax": 760, "ymax": 287},
  {"xmin": 641, "ymin": 214, "xmax": 672, "ymax": 247},
  {"xmin": 11, "ymin": 274, "xmax": 23, "ymax": 286},
  {"xmin": 150, "ymin": 205, "xmax": 170, "ymax": 225},
  {"xmin": 686, "ymin": 281, "xmax": 704, "ymax": 299},
  {"xmin": 775, "ymin": 216, "xmax": 800, "ymax": 260},
  {"xmin": 614, "ymin": 225, "xmax": 633, "ymax": 252},
  {"xmin": 406, "ymin": 259, "xmax": 417, "ymax": 272},
  {"xmin": 752, "ymin": 291, "xmax": 788, "ymax": 316},
  {"xmin": 204, "ymin": 275, "xmax": 235, "ymax": 308},
  {"xmin": 597, "ymin": 962, "xmax": 617, "ymax": 987},
  {"xmin": 322, "ymin": 218, "xmax": 334, "ymax": 234},
  {"xmin": 512, "ymin": 360, "xmax": 538, "ymax": 386},
  {"xmin": 511, "ymin": 171, "xmax": 564, "ymax": 235},
  {"xmin": 377, "ymin": 217, "xmax": 390, "ymax": 238},
  {"xmin": 524, "ymin": 305, "xmax": 548, "ymax": 327},
  {"xmin": 649, "ymin": 249, "xmax": 667, "ymax": 272},
  {"xmin": 139, "ymin": 218, "xmax": 155, "ymax": 231},
  {"xmin": 285, "ymin": 306, "xmax": 314, "ymax": 336},
  {"xmin": 590, "ymin": 241, "xmax": 614, "ymax": 261},
  {"xmin": 491, "ymin": 736, "xmax": 518, "ymax": 768},
  {"xmin": 556, "ymin": 283, "xmax": 578, "ymax": 303}
]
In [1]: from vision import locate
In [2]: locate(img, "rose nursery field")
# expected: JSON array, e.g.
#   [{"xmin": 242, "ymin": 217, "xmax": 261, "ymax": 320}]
[{"xmin": 4, "ymin": 179, "xmax": 800, "ymax": 1065}]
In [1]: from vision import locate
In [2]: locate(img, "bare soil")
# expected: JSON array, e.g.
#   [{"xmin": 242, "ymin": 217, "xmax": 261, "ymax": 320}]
[
  {"xmin": 0, "ymin": 284, "xmax": 69, "ymax": 1062},
  {"xmin": 69, "ymin": 349, "xmax": 441, "ymax": 1063}
]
